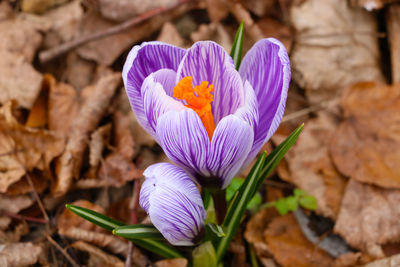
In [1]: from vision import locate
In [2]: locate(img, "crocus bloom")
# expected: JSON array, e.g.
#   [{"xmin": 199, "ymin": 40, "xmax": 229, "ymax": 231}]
[
  {"xmin": 123, "ymin": 39, "xmax": 290, "ymax": 189},
  {"xmin": 139, "ymin": 163, "xmax": 206, "ymax": 245}
]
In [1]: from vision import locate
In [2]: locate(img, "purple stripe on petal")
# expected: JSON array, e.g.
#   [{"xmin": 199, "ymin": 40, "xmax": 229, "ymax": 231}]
[
  {"xmin": 142, "ymin": 69, "xmax": 184, "ymax": 137},
  {"xmin": 176, "ymin": 41, "xmax": 244, "ymax": 123},
  {"xmin": 207, "ymin": 115, "xmax": 254, "ymax": 188},
  {"xmin": 156, "ymin": 109, "xmax": 210, "ymax": 178},
  {"xmin": 239, "ymin": 38, "xmax": 290, "ymax": 165},
  {"xmin": 122, "ymin": 42, "xmax": 186, "ymax": 135},
  {"xmin": 140, "ymin": 163, "xmax": 206, "ymax": 246}
]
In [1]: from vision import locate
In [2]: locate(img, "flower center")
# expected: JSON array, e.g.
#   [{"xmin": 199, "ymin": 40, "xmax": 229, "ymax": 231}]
[{"xmin": 173, "ymin": 76, "xmax": 215, "ymax": 140}]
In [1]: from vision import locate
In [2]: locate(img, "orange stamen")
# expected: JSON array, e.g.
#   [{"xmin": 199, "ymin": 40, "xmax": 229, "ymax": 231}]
[{"xmin": 173, "ymin": 76, "xmax": 216, "ymax": 140}]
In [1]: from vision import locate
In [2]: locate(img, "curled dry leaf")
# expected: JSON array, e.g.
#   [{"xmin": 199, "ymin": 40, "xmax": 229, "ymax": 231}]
[
  {"xmin": 0, "ymin": 101, "xmax": 64, "ymax": 193},
  {"xmin": 0, "ymin": 194, "xmax": 34, "ymax": 214},
  {"xmin": 0, "ymin": 242, "xmax": 42, "ymax": 266},
  {"xmin": 88, "ymin": 124, "xmax": 112, "ymax": 177},
  {"xmin": 265, "ymin": 214, "xmax": 334, "ymax": 267},
  {"xmin": 334, "ymin": 179, "xmax": 400, "ymax": 256},
  {"xmin": 54, "ymin": 73, "xmax": 121, "ymax": 196},
  {"xmin": 290, "ymin": 0, "xmax": 384, "ymax": 104},
  {"xmin": 46, "ymin": 74, "xmax": 80, "ymax": 137},
  {"xmin": 239, "ymin": 0, "xmax": 275, "ymax": 17},
  {"xmin": 278, "ymin": 112, "xmax": 347, "ymax": 219},
  {"xmin": 204, "ymin": 0, "xmax": 229, "ymax": 22},
  {"xmin": 72, "ymin": 241, "xmax": 124, "ymax": 267},
  {"xmin": 330, "ymin": 83, "xmax": 400, "ymax": 189}
]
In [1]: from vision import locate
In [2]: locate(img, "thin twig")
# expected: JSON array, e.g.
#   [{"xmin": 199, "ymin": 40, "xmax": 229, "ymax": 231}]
[
  {"xmin": 25, "ymin": 172, "xmax": 50, "ymax": 223},
  {"xmin": 39, "ymin": 0, "xmax": 191, "ymax": 63},
  {"xmin": 281, "ymin": 99, "xmax": 336, "ymax": 123},
  {"xmin": 46, "ymin": 234, "xmax": 81, "ymax": 267},
  {"xmin": 125, "ymin": 180, "xmax": 141, "ymax": 267},
  {"xmin": 1, "ymin": 210, "xmax": 47, "ymax": 224}
]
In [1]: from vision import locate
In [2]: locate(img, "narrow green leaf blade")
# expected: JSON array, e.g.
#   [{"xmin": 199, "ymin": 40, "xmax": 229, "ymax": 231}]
[
  {"xmin": 206, "ymin": 223, "xmax": 225, "ymax": 238},
  {"xmin": 230, "ymin": 21, "xmax": 244, "ymax": 70},
  {"xmin": 65, "ymin": 204, "xmax": 124, "ymax": 231},
  {"xmin": 113, "ymin": 225, "xmax": 164, "ymax": 240},
  {"xmin": 66, "ymin": 204, "xmax": 184, "ymax": 259},
  {"xmin": 130, "ymin": 239, "xmax": 185, "ymax": 259},
  {"xmin": 216, "ymin": 152, "xmax": 266, "ymax": 261}
]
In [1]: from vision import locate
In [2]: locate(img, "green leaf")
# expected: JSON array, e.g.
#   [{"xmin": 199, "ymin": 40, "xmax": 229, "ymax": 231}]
[
  {"xmin": 66, "ymin": 204, "xmax": 184, "ymax": 259},
  {"xmin": 299, "ymin": 195, "xmax": 317, "ymax": 210},
  {"xmin": 285, "ymin": 196, "xmax": 298, "ymax": 212},
  {"xmin": 206, "ymin": 223, "xmax": 225, "ymax": 238},
  {"xmin": 65, "ymin": 204, "xmax": 124, "ymax": 231},
  {"xmin": 230, "ymin": 21, "xmax": 244, "ymax": 70},
  {"xmin": 226, "ymin": 177, "xmax": 262, "ymax": 210},
  {"xmin": 293, "ymin": 188, "xmax": 307, "ymax": 199},
  {"xmin": 274, "ymin": 198, "xmax": 289, "ymax": 215},
  {"xmin": 216, "ymin": 152, "xmax": 267, "ymax": 261},
  {"xmin": 130, "ymin": 239, "xmax": 185, "ymax": 259},
  {"xmin": 113, "ymin": 224, "xmax": 164, "ymax": 240},
  {"xmin": 193, "ymin": 241, "xmax": 218, "ymax": 267}
]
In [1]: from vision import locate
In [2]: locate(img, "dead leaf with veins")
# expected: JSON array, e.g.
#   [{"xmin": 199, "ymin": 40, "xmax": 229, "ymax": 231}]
[
  {"xmin": 331, "ymin": 83, "xmax": 400, "ymax": 189},
  {"xmin": 290, "ymin": 0, "xmax": 384, "ymax": 104},
  {"xmin": 334, "ymin": 179, "xmax": 400, "ymax": 256},
  {"xmin": 266, "ymin": 214, "xmax": 334, "ymax": 267},
  {"xmin": 71, "ymin": 241, "xmax": 124, "ymax": 267}
]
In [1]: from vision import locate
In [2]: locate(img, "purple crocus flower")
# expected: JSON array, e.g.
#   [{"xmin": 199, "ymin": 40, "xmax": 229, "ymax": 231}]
[
  {"xmin": 139, "ymin": 163, "xmax": 206, "ymax": 246},
  {"xmin": 123, "ymin": 39, "xmax": 290, "ymax": 189}
]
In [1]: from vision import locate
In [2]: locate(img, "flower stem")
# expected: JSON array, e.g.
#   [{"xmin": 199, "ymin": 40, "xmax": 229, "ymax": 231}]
[{"xmin": 211, "ymin": 189, "xmax": 227, "ymax": 225}]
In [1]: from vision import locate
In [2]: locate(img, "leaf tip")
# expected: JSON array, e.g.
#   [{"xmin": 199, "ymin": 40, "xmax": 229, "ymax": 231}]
[{"xmin": 65, "ymin": 204, "xmax": 71, "ymax": 209}]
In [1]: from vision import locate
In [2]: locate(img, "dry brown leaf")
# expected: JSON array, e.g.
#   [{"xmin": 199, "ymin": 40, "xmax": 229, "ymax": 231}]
[
  {"xmin": 155, "ymin": 258, "xmax": 188, "ymax": 267},
  {"xmin": 0, "ymin": 194, "xmax": 34, "ymax": 214},
  {"xmin": 25, "ymin": 84, "xmax": 49, "ymax": 129},
  {"xmin": 387, "ymin": 4, "xmax": 400, "ymax": 83},
  {"xmin": 46, "ymin": 74, "xmax": 80, "ymax": 137},
  {"xmin": 64, "ymin": 52, "xmax": 97, "ymax": 91},
  {"xmin": 0, "ymin": 242, "xmax": 42, "ymax": 266},
  {"xmin": 0, "ymin": 101, "xmax": 64, "ymax": 193},
  {"xmin": 239, "ymin": 0, "xmax": 275, "ymax": 17},
  {"xmin": 0, "ymin": 15, "xmax": 46, "ymax": 62},
  {"xmin": 265, "ymin": 214, "xmax": 334, "ymax": 267},
  {"xmin": 158, "ymin": 22, "xmax": 186, "ymax": 48},
  {"xmin": 204, "ymin": 0, "xmax": 229, "ymax": 22},
  {"xmin": 330, "ymin": 83, "xmax": 400, "ymax": 189},
  {"xmin": 54, "ymin": 73, "xmax": 121, "ymax": 196},
  {"xmin": 277, "ymin": 112, "xmax": 347, "ymax": 219},
  {"xmin": 0, "ymin": 2, "xmax": 13, "ymax": 20},
  {"xmin": 6, "ymin": 173, "xmax": 49, "ymax": 195},
  {"xmin": 42, "ymin": 0, "xmax": 83, "ymax": 48},
  {"xmin": 88, "ymin": 124, "xmax": 112, "ymax": 175},
  {"xmin": 0, "ymin": 51, "xmax": 43, "ymax": 109},
  {"xmin": 290, "ymin": 0, "xmax": 384, "ymax": 104},
  {"xmin": 191, "ymin": 23, "xmax": 232, "ymax": 52},
  {"xmin": 21, "ymin": 0, "xmax": 69, "ymax": 14},
  {"xmin": 257, "ymin": 17, "xmax": 292, "ymax": 52},
  {"xmin": 71, "ymin": 241, "xmax": 124, "ymax": 267},
  {"xmin": 334, "ymin": 179, "xmax": 400, "ymax": 256},
  {"xmin": 363, "ymin": 253, "xmax": 400, "ymax": 267},
  {"xmin": 245, "ymin": 207, "xmax": 279, "ymax": 264},
  {"xmin": 77, "ymin": 3, "xmax": 195, "ymax": 66}
]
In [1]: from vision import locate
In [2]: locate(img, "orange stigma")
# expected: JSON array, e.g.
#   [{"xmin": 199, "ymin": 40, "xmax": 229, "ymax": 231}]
[{"xmin": 173, "ymin": 76, "xmax": 216, "ymax": 140}]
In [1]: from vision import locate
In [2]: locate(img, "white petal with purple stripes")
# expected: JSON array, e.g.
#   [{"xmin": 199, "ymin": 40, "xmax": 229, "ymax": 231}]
[{"xmin": 140, "ymin": 163, "xmax": 206, "ymax": 246}]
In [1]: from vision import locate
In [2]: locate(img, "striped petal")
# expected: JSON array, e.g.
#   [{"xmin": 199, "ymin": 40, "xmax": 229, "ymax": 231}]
[
  {"xmin": 140, "ymin": 163, "xmax": 206, "ymax": 246},
  {"xmin": 156, "ymin": 109, "xmax": 210, "ymax": 177},
  {"xmin": 206, "ymin": 115, "xmax": 254, "ymax": 189},
  {"xmin": 142, "ymin": 69, "xmax": 184, "ymax": 137},
  {"xmin": 239, "ymin": 38, "xmax": 290, "ymax": 164},
  {"xmin": 123, "ymin": 42, "xmax": 186, "ymax": 135},
  {"xmin": 176, "ymin": 41, "xmax": 245, "ymax": 124}
]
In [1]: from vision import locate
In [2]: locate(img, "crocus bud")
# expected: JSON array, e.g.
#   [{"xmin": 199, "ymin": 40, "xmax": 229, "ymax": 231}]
[{"xmin": 139, "ymin": 163, "xmax": 206, "ymax": 246}]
